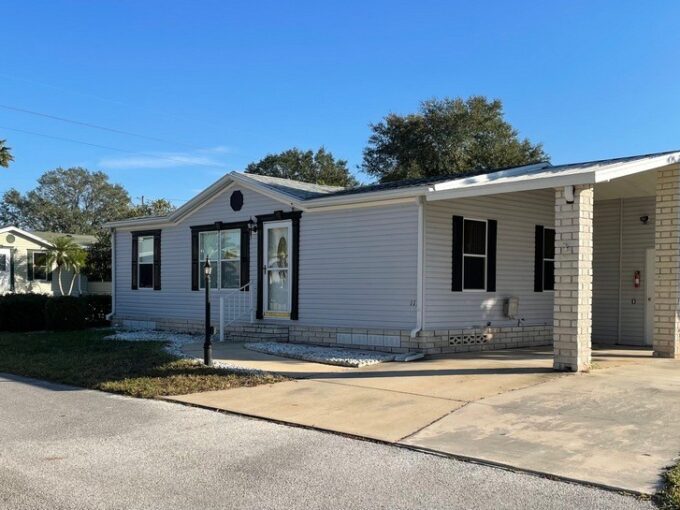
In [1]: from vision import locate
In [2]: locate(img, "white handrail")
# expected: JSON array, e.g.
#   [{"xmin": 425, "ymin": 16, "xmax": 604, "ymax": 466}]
[{"xmin": 219, "ymin": 282, "xmax": 254, "ymax": 342}]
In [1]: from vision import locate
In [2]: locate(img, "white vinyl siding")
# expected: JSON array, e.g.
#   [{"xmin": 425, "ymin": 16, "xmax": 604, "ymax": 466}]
[
  {"xmin": 116, "ymin": 186, "xmax": 273, "ymax": 323},
  {"xmin": 425, "ymin": 189, "xmax": 555, "ymax": 330},
  {"xmin": 592, "ymin": 197, "xmax": 655, "ymax": 345},
  {"xmin": 298, "ymin": 203, "xmax": 418, "ymax": 329},
  {"xmin": 115, "ymin": 186, "xmax": 418, "ymax": 329}
]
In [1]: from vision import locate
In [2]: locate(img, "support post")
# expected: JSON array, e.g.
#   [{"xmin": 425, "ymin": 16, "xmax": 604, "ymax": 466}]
[
  {"xmin": 654, "ymin": 168, "xmax": 680, "ymax": 358},
  {"xmin": 553, "ymin": 184, "xmax": 594, "ymax": 372}
]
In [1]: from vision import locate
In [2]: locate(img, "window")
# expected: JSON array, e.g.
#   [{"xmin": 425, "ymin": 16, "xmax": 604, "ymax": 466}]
[
  {"xmin": 32, "ymin": 252, "xmax": 49, "ymax": 281},
  {"xmin": 199, "ymin": 229, "xmax": 241, "ymax": 289},
  {"xmin": 463, "ymin": 219, "xmax": 487, "ymax": 290},
  {"xmin": 542, "ymin": 228, "xmax": 555, "ymax": 291},
  {"xmin": 138, "ymin": 236, "xmax": 154, "ymax": 288},
  {"xmin": 0, "ymin": 254, "xmax": 6, "ymax": 272}
]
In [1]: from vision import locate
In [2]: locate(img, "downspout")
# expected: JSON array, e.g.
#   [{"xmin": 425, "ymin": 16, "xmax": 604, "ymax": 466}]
[
  {"xmin": 106, "ymin": 227, "xmax": 116, "ymax": 321},
  {"xmin": 410, "ymin": 196, "xmax": 425, "ymax": 338}
]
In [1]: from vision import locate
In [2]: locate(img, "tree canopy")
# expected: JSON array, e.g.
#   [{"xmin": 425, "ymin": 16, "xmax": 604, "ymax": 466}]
[
  {"xmin": 0, "ymin": 167, "xmax": 174, "ymax": 234},
  {"xmin": 362, "ymin": 96, "xmax": 549, "ymax": 182},
  {"xmin": 0, "ymin": 139, "xmax": 14, "ymax": 168},
  {"xmin": 246, "ymin": 147, "xmax": 358, "ymax": 187}
]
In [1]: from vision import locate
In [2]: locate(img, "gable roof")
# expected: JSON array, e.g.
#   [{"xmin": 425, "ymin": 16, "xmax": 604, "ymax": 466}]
[
  {"xmin": 0, "ymin": 226, "xmax": 54, "ymax": 248},
  {"xmin": 32, "ymin": 231, "xmax": 97, "ymax": 248},
  {"xmin": 104, "ymin": 149, "xmax": 680, "ymax": 229},
  {"xmin": 242, "ymin": 173, "xmax": 344, "ymax": 199}
]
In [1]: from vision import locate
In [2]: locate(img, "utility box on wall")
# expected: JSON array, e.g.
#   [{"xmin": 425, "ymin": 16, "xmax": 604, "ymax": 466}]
[{"xmin": 504, "ymin": 297, "xmax": 520, "ymax": 319}]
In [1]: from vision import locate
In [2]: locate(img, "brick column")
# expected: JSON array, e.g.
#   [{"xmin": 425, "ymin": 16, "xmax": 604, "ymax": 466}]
[
  {"xmin": 553, "ymin": 185, "xmax": 594, "ymax": 372},
  {"xmin": 654, "ymin": 168, "xmax": 680, "ymax": 358}
]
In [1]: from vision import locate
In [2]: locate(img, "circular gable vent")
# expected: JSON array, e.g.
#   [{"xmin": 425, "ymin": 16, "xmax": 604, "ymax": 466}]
[
  {"xmin": 230, "ymin": 190, "xmax": 244, "ymax": 211},
  {"xmin": 5, "ymin": 234, "xmax": 15, "ymax": 244}
]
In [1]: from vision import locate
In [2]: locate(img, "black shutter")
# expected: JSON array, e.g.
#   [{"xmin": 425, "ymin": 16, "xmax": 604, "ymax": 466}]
[
  {"xmin": 534, "ymin": 225, "xmax": 544, "ymax": 292},
  {"xmin": 240, "ymin": 227, "xmax": 250, "ymax": 290},
  {"xmin": 486, "ymin": 219, "xmax": 497, "ymax": 292},
  {"xmin": 451, "ymin": 215, "xmax": 464, "ymax": 292},
  {"xmin": 9, "ymin": 249, "xmax": 15, "ymax": 292},
  {"xmin": 256, "ymin": 220, "xmax": 264, "ymax": 319},
  {"xmin": 131, "ymin": 235, "xmax": 138, "ymax": 290},
  {"xmin": 153, "ymin": 232, "xmax": 161, "ymax": 290},
  {"xmin": 27, "ymin": 250, "xmax": 34, "ymax": 281},
  {"xmin": 191, "ymin": 229, "xmax": 199, "ymax": 291},
  {"xmin": 291, "ymin": 215, "xmax": 300, "ymax": 320}
]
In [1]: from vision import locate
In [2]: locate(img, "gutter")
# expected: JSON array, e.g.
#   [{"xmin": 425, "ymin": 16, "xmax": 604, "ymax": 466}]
[
  {"xmin": 410, "ymin": 197, "xmax": 425, "ymax": 338},
  {"xmin": 105, "ymin": 227, "xmax": 116, "ymax": 321}
]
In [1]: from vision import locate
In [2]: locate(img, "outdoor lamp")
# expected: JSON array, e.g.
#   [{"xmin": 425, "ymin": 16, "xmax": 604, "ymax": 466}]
[{"xmin": 204, "ymin": 257, "xmax": 213, "ymax": 366}]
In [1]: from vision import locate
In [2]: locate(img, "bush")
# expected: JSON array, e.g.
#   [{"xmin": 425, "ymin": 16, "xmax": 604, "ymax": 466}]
[
  {"xmin": 0, "ymin": 293, "xmax": 111, "ymax": 332},
  {"xmin": 44, "ymin": 296, "xmax": 87, "ymax": 331},
  {"xmin": 0, "ymin": 293, "xmax": 49, "ymax": 331},
  {"xmin": 81, "ymin": 294, "xmax": 112, "ymax": 327}
]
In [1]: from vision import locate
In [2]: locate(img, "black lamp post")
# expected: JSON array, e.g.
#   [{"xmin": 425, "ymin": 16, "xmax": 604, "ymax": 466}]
[{"xmin": 203, "ymin": 256, "xmax": 213, "ymax": 366}]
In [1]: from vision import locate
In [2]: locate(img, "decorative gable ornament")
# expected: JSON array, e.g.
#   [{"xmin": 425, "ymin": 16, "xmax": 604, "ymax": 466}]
[{"xmin": 230, "ymin": 190, "xmax": 244, "ymax": 211}]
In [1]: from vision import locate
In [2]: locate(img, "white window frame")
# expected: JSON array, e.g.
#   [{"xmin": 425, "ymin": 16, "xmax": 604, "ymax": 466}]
[
  {"xmin": 462, "ymin": 218, "xmax": 488, "ymax": 292},
  {"xmin": 199, "ymin": 229, "xmax": 241, "ymax": 291},
  {"xmin": 137, "ymin": 235, "xmax": 155, "ymax": 289},
  {"xmin": 542, "ymin": 227, "xmax": 555, "ymax": 292},
  {"xmin": 31, "ymin": 251, "xmax": 49, "ymax": 282}
]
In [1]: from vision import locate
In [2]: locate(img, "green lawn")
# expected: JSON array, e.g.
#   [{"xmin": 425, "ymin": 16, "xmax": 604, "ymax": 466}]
[
  {"xmin": 0, "ymin": 329, "xmax": 283, "ymax": 398},
  {"xmin": 659, "ymin": 462, "xmax": 680, "ymax": 510}
]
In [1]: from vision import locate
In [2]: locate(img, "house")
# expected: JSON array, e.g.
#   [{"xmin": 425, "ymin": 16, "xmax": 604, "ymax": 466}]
[
  {"xmin": 0, "ymin": 226, "xmax": 109, "ymax": 295},
  {"xmin": 105, "ymin": 150, "xmax": 680, "ymax": 371}
]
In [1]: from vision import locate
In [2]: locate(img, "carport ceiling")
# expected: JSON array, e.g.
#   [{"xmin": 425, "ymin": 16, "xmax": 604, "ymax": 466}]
[{"xmin": 595, "ymin": 169, "xmax": 656, "ymax": 200}]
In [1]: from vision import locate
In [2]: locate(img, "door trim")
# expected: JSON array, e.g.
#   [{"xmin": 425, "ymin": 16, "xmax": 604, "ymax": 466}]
[{"xmin": 256, "ymin": 210, "xmax": 301, "ymax": 320}]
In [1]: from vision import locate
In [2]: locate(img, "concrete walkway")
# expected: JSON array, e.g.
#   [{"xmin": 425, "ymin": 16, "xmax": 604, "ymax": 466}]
[
  {"xmin": 169, "ymin": 343, "xmax": 680, "ymax": 494},
  {"xmin": 1, "ymin": 373, "xmax": 652, "ymax": 510}
]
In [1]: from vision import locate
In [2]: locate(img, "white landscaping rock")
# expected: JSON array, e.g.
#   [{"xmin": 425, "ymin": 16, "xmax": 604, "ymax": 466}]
[
  {"xmin": 244, "ymin": 342, "xmax": 395, "ymax": 368},
  {"xmin": 103, "ymin": 330, "xmax": 262, "ymax": 374}
]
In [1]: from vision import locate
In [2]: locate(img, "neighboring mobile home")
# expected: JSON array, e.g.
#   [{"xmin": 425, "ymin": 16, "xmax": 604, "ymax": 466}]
[
  {"xmin": 0, "ymin": 226, "xmax": 107, "ymax": 295},
  {"xmin": 105, "ymin": 150, "xmax": 680, "ymax": 371}
]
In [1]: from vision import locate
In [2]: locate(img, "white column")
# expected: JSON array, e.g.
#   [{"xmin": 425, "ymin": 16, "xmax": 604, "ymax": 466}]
[
  {"xmin": 553, "ymin": 184, "xmax": 594, "ymax": 372},
  {"xmin": 654, "ymin": 168, "xmax": 680, "ymax": 358}
]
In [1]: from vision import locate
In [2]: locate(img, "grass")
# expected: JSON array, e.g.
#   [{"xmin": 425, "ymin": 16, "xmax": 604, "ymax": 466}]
[
  {"xmin": 658, "ymin": 462, "xmax": 680, "ymax": 510},
  {"xmin": 0, "ymin": 329, "xmax": 284, "ymax": 398}
]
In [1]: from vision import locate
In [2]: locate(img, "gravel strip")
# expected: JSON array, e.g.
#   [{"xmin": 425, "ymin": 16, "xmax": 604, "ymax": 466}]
[
  {"xmin": 244, "ymin": 341, "xmax": 395, "ymax": 367},
  {"xmin": 104, "ymin": 330, "xmax": 263, "ymax": 374}
]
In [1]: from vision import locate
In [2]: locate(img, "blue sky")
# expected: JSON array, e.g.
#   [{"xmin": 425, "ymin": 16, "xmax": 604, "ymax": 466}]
[{"xmin": 2, "ymin": 0, "xmax": 679, "ymax": 206}]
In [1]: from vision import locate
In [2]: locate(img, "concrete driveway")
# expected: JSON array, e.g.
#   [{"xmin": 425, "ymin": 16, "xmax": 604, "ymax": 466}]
[
  {"xmin": 0, "ymin": 373, "xmax": 652, "ymax": 510},
  {"xmin": 171, "ymin": 343, "xmax": 680, "ymax": 494}
]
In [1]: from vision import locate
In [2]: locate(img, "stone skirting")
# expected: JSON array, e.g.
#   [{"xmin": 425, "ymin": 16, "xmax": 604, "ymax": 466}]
[
  {"xmin": 112, "ymin": 315, "xmax": 552, "ymax": 354},
  {"xmin": 289, "ymin": 324, "xmax": 552, "ymax": 354},
  {"xmin": 111, "ymin": 316, "xmax": 288, "ymax": 342}
]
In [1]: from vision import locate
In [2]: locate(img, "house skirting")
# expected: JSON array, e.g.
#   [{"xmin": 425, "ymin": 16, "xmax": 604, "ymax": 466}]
[
  {"xmin": 112, "ymin": 315, "xmax": 551, "ymax": 354},
  {"xmin": 290, "ymin": 324, "xmax": 552, "ymax": 354}
]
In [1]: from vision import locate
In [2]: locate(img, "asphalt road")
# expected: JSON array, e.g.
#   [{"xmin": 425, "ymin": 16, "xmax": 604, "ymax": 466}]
[{"xmin": 0, "ymin": 373, "xmax": 655, "ymax": 510}]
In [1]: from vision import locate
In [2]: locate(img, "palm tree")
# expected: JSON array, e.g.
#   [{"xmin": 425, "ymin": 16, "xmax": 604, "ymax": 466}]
[
  {"xmin": 46, "ymin": 237, "xmax": 88, "ymax": 296},
  {"xmin": 0, "ymin": 140, "xmax": 14, "ymax": 168}
]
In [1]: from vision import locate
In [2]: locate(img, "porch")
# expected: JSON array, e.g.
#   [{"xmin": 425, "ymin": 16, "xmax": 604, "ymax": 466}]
[{"xmin": 420, "ymin": 162, "xmax": 680, "ymax": 370}]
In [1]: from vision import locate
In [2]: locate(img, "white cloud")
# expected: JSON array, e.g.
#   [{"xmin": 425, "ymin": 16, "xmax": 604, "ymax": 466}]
[{"xmin": 98, "ymin": 148, "xmax": 228, "ymax": 170}]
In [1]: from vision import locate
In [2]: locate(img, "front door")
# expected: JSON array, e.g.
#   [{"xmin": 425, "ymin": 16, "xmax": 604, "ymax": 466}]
[
  {"xmin": 0, "ymin": 248, "xmax": 11, "ymax": 294},
  {"xmin": 263, "ymin": 221, "xmax": 292, "ymax": 318},
  {"xmin": 644, "ymin": 247, "xmax": 656, "ymax": 345}
]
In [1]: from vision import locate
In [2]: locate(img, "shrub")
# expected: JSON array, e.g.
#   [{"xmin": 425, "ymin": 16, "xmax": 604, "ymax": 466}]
[
  {"xmin": 44, "ymin": 296, "xmax": 87, "ymax": 331},
  {"xmin": 0, "ymin": 293, "xmax": 49, "ymax": 331},
  {"xmin": 81, "ymin": 294, "xmax": 112, "ymax": 327}
]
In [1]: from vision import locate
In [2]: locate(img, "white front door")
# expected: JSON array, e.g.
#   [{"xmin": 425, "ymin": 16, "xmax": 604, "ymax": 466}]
[
  {"xmin": 263, "ymin": 221, "xmax": 292, "ymax": 318},
  {"xmin": 644, "ymin": 247, "xmax": 656, "ymax": 345},
  {"xmin": 0, "ymin": 248, "xmax": 11, "ymax": 294}
]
